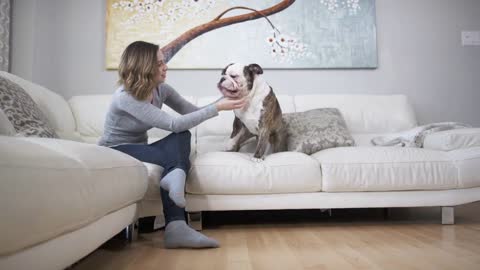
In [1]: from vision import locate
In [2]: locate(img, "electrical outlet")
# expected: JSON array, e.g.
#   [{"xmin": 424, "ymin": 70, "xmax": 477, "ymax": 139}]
[{"xmin": 462, "ymin": 31, "xmax": 480, "ymax": 46}]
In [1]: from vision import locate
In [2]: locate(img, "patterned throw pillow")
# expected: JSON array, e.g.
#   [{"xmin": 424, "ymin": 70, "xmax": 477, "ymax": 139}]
[
  {"xmin": 283, "ymin": 108, "xmax": 355, "ymax": 154},
  {"xmin": 0, "ymin": 108, "xmax": 16, "ymax": 136},
  {"xmin": 0, "ymin": 76, "xmax": 58, "ymax": 138}
]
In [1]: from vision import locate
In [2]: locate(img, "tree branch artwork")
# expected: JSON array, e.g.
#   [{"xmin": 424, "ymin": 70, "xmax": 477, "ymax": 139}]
[
  {"xmin": 159, "ymin": 0, "xmax": 295, "ymax": 62},
  {"xmin": 111, "ymin": 0, "xmax": 306, "ymax": 63},
  {"xmin": 108, "ymin": 0, "xmax": 376, "ymax": 69}
]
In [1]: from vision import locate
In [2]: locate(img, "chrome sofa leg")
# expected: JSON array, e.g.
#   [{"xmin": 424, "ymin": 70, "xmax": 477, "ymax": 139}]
[
  {"xmin": 383, "ymin": 208, "xmax": 390, "ymax": 220},
  {"xmin": 188, "ymin": 212, "xmax": 203, "ymax": 231},
  {"xmin": 125, "ymin": 219, "xmax": 138, "ymax": 242},
  {"xmin": 442, "ymin": 206, "xmax": 455, "ymax": 225}
]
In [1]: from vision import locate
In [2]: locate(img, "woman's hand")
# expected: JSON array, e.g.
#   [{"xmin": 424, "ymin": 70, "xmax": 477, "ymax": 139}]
[{"xmin": 215, "ymin": 97, "xmax": 247, "ymax": 111}]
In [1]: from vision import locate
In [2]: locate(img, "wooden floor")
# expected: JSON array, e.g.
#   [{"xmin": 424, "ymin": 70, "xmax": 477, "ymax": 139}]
[{"xmin": 72, "ymin": 202, "xmax": 480, "ymax": 270}]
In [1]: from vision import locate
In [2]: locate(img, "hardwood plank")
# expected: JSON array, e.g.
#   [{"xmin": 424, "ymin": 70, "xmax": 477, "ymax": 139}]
[{"xmin": 72, "ymin": 203, "xmax": 480, "ymax": 270}]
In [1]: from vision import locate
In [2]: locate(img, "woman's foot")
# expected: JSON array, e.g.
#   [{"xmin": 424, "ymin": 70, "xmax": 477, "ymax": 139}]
[{"xmin": 164, "ymin": 220, "xmax": 219, "ymax": 249}]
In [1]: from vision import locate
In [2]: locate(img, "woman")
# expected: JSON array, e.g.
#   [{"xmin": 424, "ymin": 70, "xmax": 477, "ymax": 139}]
[{"xmin": 98, "ymin": 41, "xmax": 246, "ymax": 249}]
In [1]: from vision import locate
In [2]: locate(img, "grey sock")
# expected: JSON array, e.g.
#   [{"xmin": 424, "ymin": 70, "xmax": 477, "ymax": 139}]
[
  {"xmin": 164, "ymin": 220, "xmax": 219, "ymax": 249},
  {"xmin": 160, "ymin": 168, "xmax": 186, "ymax": 208}
]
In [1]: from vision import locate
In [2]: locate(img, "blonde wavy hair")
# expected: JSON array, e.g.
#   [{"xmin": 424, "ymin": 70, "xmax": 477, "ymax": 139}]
[{"xmin": 118, "ymin": 41, "xmax": 159, "ymax": 100}]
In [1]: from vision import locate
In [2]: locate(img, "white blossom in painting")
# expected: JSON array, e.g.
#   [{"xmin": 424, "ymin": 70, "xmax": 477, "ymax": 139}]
[
  {"xmin": 112, "ymin": 0, "xmax": 218, "ymax": 25},
  {"xmin": 320, "ymin": 0, "xmax": 339, "ymax": 12},
  {"xmin": 265, "ymin": 30, "xmax": 312, "ymax": 63},
  {"xmin": 320, "ymin": 0, "xmax": 361, "ymax": 14}
]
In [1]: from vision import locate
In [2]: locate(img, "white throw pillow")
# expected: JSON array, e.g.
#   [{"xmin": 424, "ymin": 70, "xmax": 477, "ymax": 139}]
[
  {"xmin": 423, "ymin": 128, "xmax": 480, "ymax": 151},
  {"xmin": 0, "ymin": 108, "xmax": 16, "ymax": 136}
]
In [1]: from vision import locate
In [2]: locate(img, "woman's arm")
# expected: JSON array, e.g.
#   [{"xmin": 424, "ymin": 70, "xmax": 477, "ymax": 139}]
[
  {"xmin": 161, "ymin": 84, "xmax": 199, "ymax": 114},
  {"xmin": 118, "ymin": 92, "xmax": 218, "ymax": 133},
  {"xmin": 161, "ymin": 84, "xmax": 225, "ymax": 115}
]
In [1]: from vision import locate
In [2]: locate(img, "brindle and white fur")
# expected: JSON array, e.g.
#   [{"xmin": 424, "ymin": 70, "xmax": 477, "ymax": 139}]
[{"xmin": 218, "ymin": 63, "xmax": 287, "ymax": 161}]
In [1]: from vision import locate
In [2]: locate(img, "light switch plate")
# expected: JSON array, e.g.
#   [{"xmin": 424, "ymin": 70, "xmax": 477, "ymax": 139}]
[{"xmin": 462, "ymin": 31, "xmax": 480, "ymax": 46}]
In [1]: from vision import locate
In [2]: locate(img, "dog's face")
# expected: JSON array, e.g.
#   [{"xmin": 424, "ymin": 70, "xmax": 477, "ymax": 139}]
[{"xmin": 217, "ymin": 63, "xmax": 264, "ymax": 99}]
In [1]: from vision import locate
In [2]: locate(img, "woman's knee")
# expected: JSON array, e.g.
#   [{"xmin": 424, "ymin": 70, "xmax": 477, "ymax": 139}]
[
  {"xmin": 174, "ymin": 131, "xmax": 191, "ymax": 152},
  {"xmin": 176, "ymin": 130, "xmax": 191, "ymax": 142}
]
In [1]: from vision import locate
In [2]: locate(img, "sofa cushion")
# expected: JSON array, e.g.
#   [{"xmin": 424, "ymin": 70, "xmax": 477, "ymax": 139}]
[
  {"xmin": 312, "ymin": 147, "xmax": 459, "ymax": 192},
  {"xmin": 283, "ymin": 108, "xmax": 355, "ymax": 154},
  {"xmin": 68, "ymin": 95, "xmax": 112, "ymax": 141},
  {"xmin": 187, "ymin": 152, "xmax": 322, "ymax": 194},
  {"xmin": 351, "ymin": 133, "xmax": 385, "ymax": 146},
  {"xmin": 0, "ymin": 76, "xmax": 58, "ymax": 138},
  {"xmin": 142, "ymin": 162, "xmax": 163, "ymax": 201},
  {"xmin": 294, "ymin": 94, "xmax": 417, "ymax": 133},
  {"xmin": 0, "ymin": 136, "xmax": 148, "ymax": 256},
  {"xmin": 447, "ymin": 147, "xmax": 480, "ymax": 188},
  {"xmin": 423, "ymin": 128, "xmax": 480, "ymax": 151}
]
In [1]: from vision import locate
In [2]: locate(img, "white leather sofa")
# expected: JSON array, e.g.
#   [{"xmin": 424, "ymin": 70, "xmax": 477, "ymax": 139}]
[
  {"xmin": 1, "ymin": 71, "xmax": 480, "ymax": 269},
  {"xmin": 0, "ymin": 72, "xmax": 150, "ymax": 270},
  {"xmin": 184, "ymin": 95, "xmax": 480, "ymax": 229},
  {"xmin": 65, "ymin": 84, "xmax": 480, "ymax": 229}
]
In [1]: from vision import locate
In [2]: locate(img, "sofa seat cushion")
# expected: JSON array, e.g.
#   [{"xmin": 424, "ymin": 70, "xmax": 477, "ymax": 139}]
[
  {"xmin": 423, "ymin": 128, "xmax": 480, "ymax": 151},
  {"xmin": 351, "ymin": 133, "xmax": 385, "ymax": 146},
  {"xmin": 312, "ymin": 147, "xmax": 462, "ymax": 192},
  {"xmin": 142, "ymin": 162, "xmax": 163, "ymax": 201},
  {"xmin": 187, "ymin": 152, "xmax": 322, "ymax": 195},
  {"xmin": 0, "ymin": 136, "xmax": 148, "ymax": 256},
  {"xmin": 447, "ymin": 147, "xmax": 480, "ymax": 188}
]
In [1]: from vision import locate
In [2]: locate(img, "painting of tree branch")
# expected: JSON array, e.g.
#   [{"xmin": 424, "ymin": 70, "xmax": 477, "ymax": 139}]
[{"xmin": 105, "ymin": 0, "xmax": 377, "ymax": 69}]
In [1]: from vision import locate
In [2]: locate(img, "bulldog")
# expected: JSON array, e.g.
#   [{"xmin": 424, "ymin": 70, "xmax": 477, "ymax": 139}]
[{"xmin": 218, "ymin": 63, "xmax": 287, "ymax": 160}]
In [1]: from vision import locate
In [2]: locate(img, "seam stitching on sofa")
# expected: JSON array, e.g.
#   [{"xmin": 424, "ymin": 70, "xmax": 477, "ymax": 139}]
[{"xmin": 319, "ymin": 159, "xmax": 480, "ymax": 165}]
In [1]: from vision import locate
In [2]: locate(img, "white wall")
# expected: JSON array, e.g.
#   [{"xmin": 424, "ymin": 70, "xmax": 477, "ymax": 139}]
[{"xmin": 10, "ymin": 0, "xmax": 480, "ymax": 126}]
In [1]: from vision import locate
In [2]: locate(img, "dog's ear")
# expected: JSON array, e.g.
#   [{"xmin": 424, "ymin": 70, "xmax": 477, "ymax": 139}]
[
  {"xmin": 247, "ymin": 63, "xmax": 263, "ymax": 75},
  {"xmin": 221, "ymin": 63, "xmax": 235, "ymax": 75}
]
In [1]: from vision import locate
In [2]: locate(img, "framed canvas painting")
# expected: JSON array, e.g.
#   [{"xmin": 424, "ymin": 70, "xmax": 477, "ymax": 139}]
[{"xmin": 106, "ymin": 0, "xmax": 377, "ymax": 69}]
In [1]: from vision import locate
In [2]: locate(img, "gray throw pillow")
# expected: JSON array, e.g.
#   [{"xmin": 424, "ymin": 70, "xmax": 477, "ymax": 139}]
[
  {"xmin": 0, "ymin": 76, "xmax": 58, "ymax": 138},
  {"xmin": 0, "ymin": 108, "xmax": 16, "ymax": 136},
  {"xmin": 283, "ymin": 108, "xmax": 355, "ymax": 154}
]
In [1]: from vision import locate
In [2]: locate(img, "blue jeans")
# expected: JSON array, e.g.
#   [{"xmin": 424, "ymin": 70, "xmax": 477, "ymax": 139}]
[{"xmin": 111, "ymin": 131, "xmax": 192, "ymax": 225}]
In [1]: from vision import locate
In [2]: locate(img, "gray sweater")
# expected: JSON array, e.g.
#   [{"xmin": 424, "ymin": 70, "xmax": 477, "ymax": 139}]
[{"xmin": 98, "ymin": 83, "xmax": 218, "ymax": 147}]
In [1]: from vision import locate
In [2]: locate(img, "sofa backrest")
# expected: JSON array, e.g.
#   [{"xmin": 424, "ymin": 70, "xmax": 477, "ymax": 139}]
[
  {"xmin": 193, "ymin": 94, "xmax": 417, "ymax": 153},
  {"xmin": 68, "ymin": 95, "xmax": 112, "ymax": 143},
  {"xmin": 0, "ymin": 72, "xmax": 78, "ymax": 140},
  {"xmin": 294, "ymin": 94, "xmax": 417, "ymax": 133},
  {"xmin": 68, "ymin": 95, "xmax": 196, "ymax": 144},
  {"xmin": 0, "ymin": 71, "xmax": 418, "ymax": 148}
]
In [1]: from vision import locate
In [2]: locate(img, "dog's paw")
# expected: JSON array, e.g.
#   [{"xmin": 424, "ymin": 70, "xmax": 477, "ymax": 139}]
[
  {"xmin": 251, "ymin": 157, "xmax": 264, "ymax": 163},
  {"xmin": 224, "ymin": 146, "xmax": 237, "ymax": 152},
  {"xmin": 224, "ymin": 140, "xmax": 237, "ymax": 152}
]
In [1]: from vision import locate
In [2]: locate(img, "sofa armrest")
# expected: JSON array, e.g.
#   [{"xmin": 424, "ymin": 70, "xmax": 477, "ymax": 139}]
[
  {"xmin": 423, "ymin": 128, "xmax": 480, "ymax": 151},
  {"xmin": 0, "ymin": 136, "xmax": 148, "ymax": 256}
]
